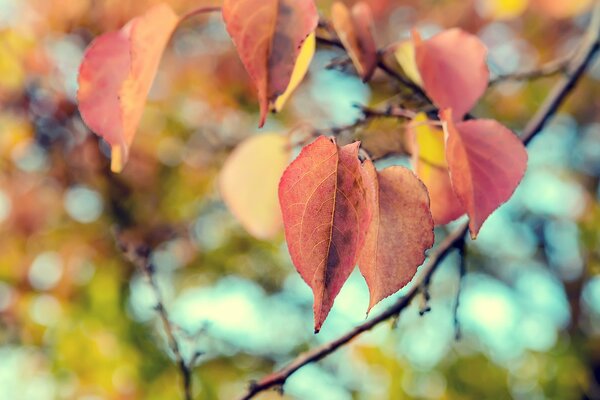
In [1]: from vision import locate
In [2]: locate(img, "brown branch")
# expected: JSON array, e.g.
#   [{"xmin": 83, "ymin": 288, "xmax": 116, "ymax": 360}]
[
  {"xmin": 489, "ymin": 56, "xmax": 570, "ymax": 86},
  {"xmin": 117, "ymin": 241, "xmax": 194, "ymax": 400},
  {"xmin": 238, "ymin": 4, "xmax": 600, "ymax": 399}
]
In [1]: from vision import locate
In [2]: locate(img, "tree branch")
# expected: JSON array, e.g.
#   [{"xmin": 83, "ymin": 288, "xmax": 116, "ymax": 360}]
[
  {"xmin": 117, "ymin": 240, "xmax": 194, "ymax": 400},
  {"xmin": 238, "ymin": 4, "xmax": 600, "ymax": 399}
]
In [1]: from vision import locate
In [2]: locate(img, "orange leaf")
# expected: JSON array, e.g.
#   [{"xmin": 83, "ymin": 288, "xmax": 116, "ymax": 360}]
[
  {"xmin": 222, "ymin": 0, "xmax": 318, "ymax": 127},
  {"xmin": 441, "ymin": 109, "xmax": 527, "ymax": 238},
  {"xmin": 408, "ymin": 113, "xmax": 463, "ymax": 225},
  {"xmin": 219, "ymin": 134, "xmax": 290, "ymax": 240},
  {"xmin": 279, "ymin": 136, "xmax": 371, "ymax": 332},
  {"xmin": 331, "ymin": 1, "xmax": 377, "ymax": 81},
  {"xmin": 414, "ymin": 28, "xmax": 489, "ymax": 120},
  {"xmin": 358, "ymin": 161, "xmax": 434, "ymax": 312},
  {"xmin": 77, "ymin": 3, "xmax": 179, "ymax": 172}
]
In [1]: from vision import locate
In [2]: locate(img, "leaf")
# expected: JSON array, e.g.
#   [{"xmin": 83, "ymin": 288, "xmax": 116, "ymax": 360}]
[
  {"xmin": 77, "ymin": 3, "xmax": 179, "ymax": 172},
  {"xmin": 409, "ymin": 113, "xmax": 463, "ymax": 225},
  {"xmin": 279, "ymin": 136, "xmax": 371, "ymax": 332},
  {"xmin": 331, "ymin": 1, "xmax": 377, "ymax": 81},
  {"xmin": 477, "ymin": 0, "xmax": 528, "ymax": 19},
  {"xmin": 222, "ymin": 0, "xmax": 318, "ymax": 127},
  {"xmin": 441, "ymin": 109, "xmax": 528, "ymax": 238},
  {"xmin": 272, "ymin": 33, "xmax": 316, "ymax": 113},
  {"xmin": 219, "ymin": 133, "xmax": 290, "ymax": 240},
  {"xmin": 393, "ymin": 39, "xmax": 422, "ymax": 86},
  {"xmin": 358, "ymin": 161, "xmax": 434, "ymax": 312},
  {"xmin": 414, "ymin": 28, "xmax": 489, "ymax": 120}
]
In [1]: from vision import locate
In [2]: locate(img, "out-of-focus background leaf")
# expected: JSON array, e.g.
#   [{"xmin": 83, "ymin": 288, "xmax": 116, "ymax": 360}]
[{"xmin": 1, "ymin": 0, "xmax": 600, "ymax": 399}]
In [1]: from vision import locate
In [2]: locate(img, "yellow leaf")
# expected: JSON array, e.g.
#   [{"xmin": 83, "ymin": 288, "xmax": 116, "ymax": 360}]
[
  {"xmin": 394, "ymin": 39, "xmax": 422, "ymax": 86},
  {"xmin": 272, "ymin": 32, "xmax": 316, "ymax": 113},
  {"xmin": 476, "ymin": 0, "xmax": 528, "ymax": 19},
  {"xmin": 219, "ymin": 134, "xmax": 290, "ymax": 240},
  {"xmin": 412, "ymin": 112, "xmax": 446, "ymax": 168}
]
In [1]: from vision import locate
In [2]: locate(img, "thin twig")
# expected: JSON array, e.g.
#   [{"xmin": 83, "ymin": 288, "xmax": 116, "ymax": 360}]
[
  {"xmin": 453, "ymin": 235, "xmax": 467, "ymax": 340},
  {"xmin": 489, "ymin": 56, "xmax": 570, "ymax": 86},
  {"xmin": 238, "ymin": 4, "xmax": 600, "ymax": 398},
  {"xmin": 118, "ymin": 241, "xmax": 194, "ymax": 400}
]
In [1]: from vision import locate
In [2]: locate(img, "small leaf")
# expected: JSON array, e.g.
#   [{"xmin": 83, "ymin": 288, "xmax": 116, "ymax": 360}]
[
  {"xmin": 331, "ymin": 1, "xmax": 377, "ymax": 81},
  {"xmin": 477, "ymin": 0, "xmax": 528, "ymax": 19},
  {"xmin": 414, "ymin": 28, "xmax": 489, "ymax": 120},
  {"xmin": 441, "ymin": 109, "xmax": 527, "ymax": 238},
  {"xmin": 272, "ymin": 33, "xmax": 316, "ymax": 113},
  {"xmin": 408, "ymin": 113, "xmax": 463, "ymax": 225},
  {"xmin": 359, "ymin": 161, "xmax": 434, "ymax": 312},
  {"xmin": 219, "ymin": 134, "xmax": 290, "ymax": 240},
  {"xmin": 393, "ymin": 39, "xmax": 422, "ymax": 86},
  {"xmin": 223, "ymin": 0, "xmax": 318, "ymax": 127},
  {"xmin": 77, "ymin": 3, "xmax": 179, "ymax": 172},
  {"xmin": 279, "ymin": 136, "xmax": 371, "ymax": 332}
]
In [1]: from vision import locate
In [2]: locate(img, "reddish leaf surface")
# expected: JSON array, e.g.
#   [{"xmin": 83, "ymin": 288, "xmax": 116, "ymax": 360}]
[
  {"xmin": 77, "ymin": 3, "xmax": 179, "ymax": 172},
  {"xmin": 279, "ymin": 137, "xmax": 371, "ymax": 332},
  {"xmin": 408, "ymin": 113, "xmax": 463, "ymax": 225},
  {"xmin": 331, "ymin": 1, "xmax": 377, "ymax": 81},
  {"xmin": 414, "ymin": 28, "xmax": 489, "ymax": 120},
  {"xmin": 441, "ymin": 110, "xmax": 528, "ymax": 237},
  {"xmin": 222, "ymin": 0, "xmax": 318, "ymax": 127},
  {"xmin": 359, "ymin": 161, "xmax": 434, "ymax": 311},
  {"xmin": 219, "ymin": 134, "xmax": 290, "ymax": 240}
]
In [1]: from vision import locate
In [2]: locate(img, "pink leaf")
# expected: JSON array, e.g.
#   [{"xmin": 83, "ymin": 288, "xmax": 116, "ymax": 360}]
[{"xmin": 415, "ymin": 28, "xmax": 489, "ymax": 120}]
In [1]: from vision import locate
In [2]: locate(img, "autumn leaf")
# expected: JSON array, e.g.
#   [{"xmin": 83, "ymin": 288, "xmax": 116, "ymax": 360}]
[
  {"xmin": 222, "ymin": 0, "xmax": 318, "ymax": 127},
  {"xmin": 331, "ymin": 1, "xmax": 377, "ymax": 81},
  {"xmin": 393, "ymin": 39, "xmax": 422, "ymax": 86},
  {"xmin": 279, "ymin": 136, "xmax": 371, "ymax": 332},
  {"xmin": 532, "ymin": 0, "xmax": 593, "ymax": 18},
  {"xmin": 219, "ymin": 133, "xmax": 290, "ymax": 240},
  {"xmin": 408, "ymin": 113, "xmax": 463, "ymax": 225},
  {"xmin": 272, "ymin": 33, "xmax": 316, "ymax": 113},
  {"xmin": 77, "ymin": 3, "xmax": 179, "ymax": 172},
  {"xmin": 358, "ymin": 161, "xmax": 434, "ymax": 312},
  {"xmin": 414, "ymin": 28, "xmax": 489, "ymax": 120},
  {"xmin": 441, "ymin": 109, "xmax": 528, "ymax": 238}
]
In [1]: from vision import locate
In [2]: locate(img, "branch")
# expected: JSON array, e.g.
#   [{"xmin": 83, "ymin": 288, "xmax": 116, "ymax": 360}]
[
  {"xmin": 238, "ymin": 4, "xmax": 600, "ymax": 399},
  {"xmin": 489, "ymin": 56, "xmax": 570, "ymax": 86},
  {"xmin": 117, "ymin": 240, "xmax": 194, "ymax": 400}
]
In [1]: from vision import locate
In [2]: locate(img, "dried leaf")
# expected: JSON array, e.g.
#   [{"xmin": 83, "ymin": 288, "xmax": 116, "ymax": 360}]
[
  {"xmin": 359, "ymin": 161, "xmax": 434, "ymax": 312},
  {"xmin": 279, "ymin": 136, "xmax": 370, "ymax": 332},
  {"xmin": 223, "ymin": 0, "xmax": 318, "ymax": 127},
  {"xmin": 414, "ymin": 28, "xmax": 489, "ymax": 120},
  {"xmin": 331, "ymin": 1, "xmax": 377, "ymax": 81},
  {"xmin": 441, "ymin": 109, "xmax": 528, "ymax": 238},
  {"xmin": 77, "ymin": 3, "xmax": 179, "ymax": 172},
  {"xmin": 219, "ymin": 134, "xmax": 290, "ymax": 240}
]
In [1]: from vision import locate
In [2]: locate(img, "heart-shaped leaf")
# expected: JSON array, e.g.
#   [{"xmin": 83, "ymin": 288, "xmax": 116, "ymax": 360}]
[
  {"xmin": 414, "ymin": 28, "xmax": 489, "ymax": 120},
  {"xmin": 223, "ymin": 0, "xmax": 318, "ymax": 127},
  {"xmin": 359, "ymin": 161, "xmax": 434, "ymax": 312},
  {"xmin": 331, "ymin": 1, "xmax": 377, "ymax": 81},
  {"xmin": 220, "ymin": 133, "xmax": 290, "ymax": 240},
  {"xmin": 441, "ymin": 109, "xmax": 528, "ymax": 237},
  {"xmin": 279, "ymin": 136, "xmax": 371, "ymax": 332},
  {"xmin": 77, "ymin": 3, "xmax": 179, "ymax": 172}
]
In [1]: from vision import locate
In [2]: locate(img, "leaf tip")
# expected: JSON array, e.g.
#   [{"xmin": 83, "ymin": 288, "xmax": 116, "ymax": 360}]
[{"xmin": 110, "ymin": 144, "xmax": 126, "ymax": 173}]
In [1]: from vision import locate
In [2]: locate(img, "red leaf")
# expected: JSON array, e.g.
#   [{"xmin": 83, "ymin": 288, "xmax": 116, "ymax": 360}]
[
  {"xmin": 279, "ymin": 136, "xmax": 371, "ymax": 332},
  {"xmin": 441, "ymin": 109, "xmax": 528, "ymax": 238},
  {"xmin": 77, "ymin": 3, "xmax": 179, "ymax": 172},
  {"xmin": 331, "ymin": 1, "xmax": 377, "ymax": 81},
  {"xmin": 414, "ymin": 28, "xmax": 489, "ymax": 120},
  {"xmin": 223, "ymin": 0, "xmax": 318, "ymax": 127},
  {"xmin": 359, "ymin": 161, "xmax": 434, "ymax": 312}
]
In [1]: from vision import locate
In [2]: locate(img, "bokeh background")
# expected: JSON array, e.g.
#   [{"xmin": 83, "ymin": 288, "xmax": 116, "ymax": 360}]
[{"xmin": 1, "ymin": 0, "xmax": 600, "ymax": 399}]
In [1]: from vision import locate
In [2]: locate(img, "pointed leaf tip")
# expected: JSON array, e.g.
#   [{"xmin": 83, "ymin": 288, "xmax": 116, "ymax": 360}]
[
  {"xmin": 441, "ymin": 111, "xmax": 527, "ymax": 237},
  {"xmin": 358, "ymin": 161, "xmax": 434, "ymax": 312},
  {"xmin": 77, "ymin": 2, "xmax": 179, "ymax": 172},
  {"xmin": 279, "ymin": 136, "xmax": 371, "ymax": 331}
]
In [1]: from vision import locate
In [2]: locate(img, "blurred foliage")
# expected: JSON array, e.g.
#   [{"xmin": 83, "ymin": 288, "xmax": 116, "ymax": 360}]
[{"xmin": 1, "ymin": 0, "xmax": 600, "ymax": 399}]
